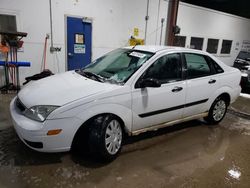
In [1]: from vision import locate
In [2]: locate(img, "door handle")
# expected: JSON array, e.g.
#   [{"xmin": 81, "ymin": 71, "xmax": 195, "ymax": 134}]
[
  {"xmin": 208, "ymin": 79, "xmax": 216, "ymax": 84},
  {"xmin": 172, "ymin": 86, "xmax": 183, "ymax": 92}
]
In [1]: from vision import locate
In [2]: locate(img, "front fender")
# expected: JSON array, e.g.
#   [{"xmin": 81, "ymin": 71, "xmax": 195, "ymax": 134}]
[
  {"xmin": 50, "ymin": 102, "xmax": 133, "ymax": 134},
  {"xmin": 75, "ymin": 103, "xmax": 133, "ymax": 133}
]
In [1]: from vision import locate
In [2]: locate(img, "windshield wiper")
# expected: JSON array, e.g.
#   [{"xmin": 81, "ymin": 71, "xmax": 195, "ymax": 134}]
[{"xmin": 80, "ymin": 71, "xmax": 104, "ymax": 82}]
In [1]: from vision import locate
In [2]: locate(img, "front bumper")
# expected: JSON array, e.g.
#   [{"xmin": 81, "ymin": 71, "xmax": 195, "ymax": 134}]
[{"xmin": 10, "ymin": 97, "xmax": 81, "ymax": 152}]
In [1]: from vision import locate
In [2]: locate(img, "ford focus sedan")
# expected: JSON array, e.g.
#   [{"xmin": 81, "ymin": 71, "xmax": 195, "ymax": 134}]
[{"xmin": 10, "ymin": 46, "xmax": 241, "ymax": 161}]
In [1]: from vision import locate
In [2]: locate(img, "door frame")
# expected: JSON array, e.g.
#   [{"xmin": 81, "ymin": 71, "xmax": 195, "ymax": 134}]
[{"xmin": 64, "ymin": 14, "xmax": 93, "ymax": 71}]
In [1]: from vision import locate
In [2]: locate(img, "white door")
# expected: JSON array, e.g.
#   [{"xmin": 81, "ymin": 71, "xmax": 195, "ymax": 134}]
[
  {"xmin": 131, "ymin": 53, "xmax": 186, "ymax": 131},
  {"xmin": 183, "ymin": 53, "xmax": 221, "ymax": 117}
]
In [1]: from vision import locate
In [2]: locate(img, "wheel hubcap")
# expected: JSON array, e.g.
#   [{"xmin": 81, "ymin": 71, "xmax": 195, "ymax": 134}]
[
  {"xmin": 105, "ymin": 120, "xmax": 122, "ymax": 155},
  {"xmin": 213, "ymin": 100, "xmax": 226, "ymax": 121}
]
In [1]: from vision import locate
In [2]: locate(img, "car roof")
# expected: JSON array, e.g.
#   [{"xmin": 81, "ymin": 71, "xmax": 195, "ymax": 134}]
[
  {"xmin": 123, "ymin": 45, "xmax": 206, "ymax": 54},
  {"xmin": 123, "ymin": 45, "xmax": 230, "ymax": 69}
]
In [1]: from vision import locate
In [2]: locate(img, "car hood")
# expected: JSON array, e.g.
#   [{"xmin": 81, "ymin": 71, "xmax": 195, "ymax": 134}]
[{"xmin": 18, "ymin": 71, "xmax": 119, "ymax": 108}]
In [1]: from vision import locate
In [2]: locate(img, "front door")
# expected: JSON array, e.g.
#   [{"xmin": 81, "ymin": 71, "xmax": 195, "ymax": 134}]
[
  {"xmin": 67, "ymin": 16, "xmax": 92, "ymax": 70},
  {"xmin": 132, "ymin": 53, "xmax": 186, "ymax": 131}
]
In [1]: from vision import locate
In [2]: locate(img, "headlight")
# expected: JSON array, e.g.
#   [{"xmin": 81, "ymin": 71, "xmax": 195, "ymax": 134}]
[{"xmin": 23, "ymin": 105, "xmax": 59, "ymax": 122}]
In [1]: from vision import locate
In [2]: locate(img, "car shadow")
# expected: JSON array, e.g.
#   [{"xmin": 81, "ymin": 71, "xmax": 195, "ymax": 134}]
[
  {"xmin": 0, "ymin": 127, "xmax": 67, "ymax": 166},
  {"xmin": 124, "ymin": 119, "xmax": 203, "ymax": 145},
  {"xmin": 0, "ymin": 119, "xmax": 207, "ymax": 168},
  {"xmin": 71, "ymin": 119, "xmax": 206, "ymax": 167}
]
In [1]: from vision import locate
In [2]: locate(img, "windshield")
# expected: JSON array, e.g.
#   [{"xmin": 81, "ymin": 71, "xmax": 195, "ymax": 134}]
[
  {"xmin": 237, "ymin": 51, "xmax": 250, "ymax": 60},
  {"xmin": 79, "ymin": 48, "xmax": 154, "ymax": 84}
]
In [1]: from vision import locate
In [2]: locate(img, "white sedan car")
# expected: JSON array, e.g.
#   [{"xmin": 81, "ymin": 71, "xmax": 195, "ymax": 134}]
[{"xmin": 10, "ymin": 46, "xmax": 241, "ymax": 160}]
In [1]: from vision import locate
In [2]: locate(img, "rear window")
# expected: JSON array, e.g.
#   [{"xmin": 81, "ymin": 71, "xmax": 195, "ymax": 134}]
[{"xmin": 206, "ymin": 56, "xmax": 224, "ymax": 74}]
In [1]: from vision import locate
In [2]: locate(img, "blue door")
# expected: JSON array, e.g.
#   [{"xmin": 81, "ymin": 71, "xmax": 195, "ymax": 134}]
[{"xmin": 67, "ymin": 17, "xmax": 92, "ymax": 70}]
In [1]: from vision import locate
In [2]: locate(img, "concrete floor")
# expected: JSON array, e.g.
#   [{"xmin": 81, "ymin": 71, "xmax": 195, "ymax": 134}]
[{"xmin": 1, "ymin": 94, "xmax": 250, "ymax": 188}]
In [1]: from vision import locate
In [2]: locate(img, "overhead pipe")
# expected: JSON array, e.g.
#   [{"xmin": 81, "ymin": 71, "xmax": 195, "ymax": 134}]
[
  {"xmin": 155, "ymin": 0, "xmax": 161, "ymax": 45},
  {"xmin": 144, "ymin": 0, "xmax": 150, "ymax": 44},
  {"xmin": 49, "ymin": 0, "xmax": 54, "ymax": 52},
  {"xmin": 165, "ymin": 0, "xmax": 180, "ymax": 46},
  {"xmin": 159, "ymin": 18, "xmax": 165, "ymax": 45}
]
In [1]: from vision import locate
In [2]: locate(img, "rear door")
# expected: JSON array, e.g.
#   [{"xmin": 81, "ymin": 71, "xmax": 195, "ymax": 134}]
[{"xmin": 183, "ymin": 53, "xmax": 221, "ymax": 117}]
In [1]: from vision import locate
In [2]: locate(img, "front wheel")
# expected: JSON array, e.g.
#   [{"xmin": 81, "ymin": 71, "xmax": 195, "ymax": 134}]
[
  {"xmin": 204, "ymin": 97, "xmax": 228, "ymax": 124},
  {"xmin": 88, "ymin": 115, "xmax": 123, "ymax": 161}
]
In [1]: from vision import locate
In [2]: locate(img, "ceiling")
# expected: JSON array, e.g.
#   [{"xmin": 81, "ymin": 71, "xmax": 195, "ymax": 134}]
[{"xmin": 180, "ymin": 0, "xmax": 250, "ymax": 19}]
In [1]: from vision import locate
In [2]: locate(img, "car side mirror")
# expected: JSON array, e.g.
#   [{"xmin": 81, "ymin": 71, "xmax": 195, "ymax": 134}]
[{"xmin": 137, "ymin": 78, "xmax": 161, "ymax": 88}]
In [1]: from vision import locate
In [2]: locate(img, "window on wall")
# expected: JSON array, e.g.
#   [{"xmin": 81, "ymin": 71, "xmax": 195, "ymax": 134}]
[
  {"xmin": 190, "ymin": 37, "xmax": 204, "ymax": 50},
  {"xmin": 173, "ymin": 36, "xmax": 186, "ymax": 47},
  {"xmin": 0, "ymin": 14, "xmax": 17, "ymax": 32},
  {"xmin": 206, "ymin": 38, "xmax": 219, "ymax": 54},
  {"xmin": 221, "ymin": 40, "xmax": 232, "ymax": 54}
]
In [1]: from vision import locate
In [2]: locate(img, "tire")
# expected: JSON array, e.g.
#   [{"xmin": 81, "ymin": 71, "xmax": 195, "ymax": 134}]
[
  {"xmin": 88, "ymin": 114, "xmax": 123, "ymax": 161},
  {"xmin": 204, "ymin": 96, "xmax": 228, "ymax": 124}
]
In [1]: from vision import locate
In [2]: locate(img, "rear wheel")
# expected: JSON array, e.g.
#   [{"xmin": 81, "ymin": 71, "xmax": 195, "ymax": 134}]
[
  {"xmin": 88, "ymin": 115, "xmax": 123, "ymax": 161},
  {"xmin": 204, "ymin": 97, "xmax": 228, "ymax": 124}
]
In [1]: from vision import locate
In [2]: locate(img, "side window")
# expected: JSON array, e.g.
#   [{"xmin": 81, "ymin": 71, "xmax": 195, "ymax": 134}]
[
  {"xmin": 173, "ymin": 36, "xmax": 186, "ymax": 47},
  {"xmin": 190, "ymin": 37, "xmax": 204, "ymax": 50},
  {"xmin": 143, "ymin": 53, "xmax": 182, "ymax": 84},
  {"xmin": 185, "ymin": 53, "xmax": 212, "ymax": 79},
  {"xmin": 221, "ymin": 40, "xmax": 232, "ymax": 54},
  {"xmin": 206, "ymin": 38, "xmax": 219, "ymax": 54},
  {"xmin": 0, "ymin": 14, "xmax": 17, "ymax": 32}
]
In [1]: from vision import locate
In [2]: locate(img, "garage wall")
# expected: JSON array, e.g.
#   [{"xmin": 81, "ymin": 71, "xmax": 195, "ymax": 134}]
[
  {"xmin": 121, "ymin": 0, "xmax": 168, "ymax": 46},
  {"xmin": 123, "ymin": 0, "xmax": 250, "ymax": 66},
  {"xmin": 177, "ymin": 2, "xmax": 250, "ymax": 65},
  {"xmin": 0, "ymin": 0, "xmax": 127, "ymax": 85},
  {"xmin": 0, "ymin": 0, "xmax": 250, "ymax": 86}
]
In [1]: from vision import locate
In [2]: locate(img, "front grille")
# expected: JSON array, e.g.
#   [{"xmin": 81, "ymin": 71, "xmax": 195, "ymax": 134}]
[{"xmin": 15, "ymin": 98, "xmax": 26, "ymax": 112}]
